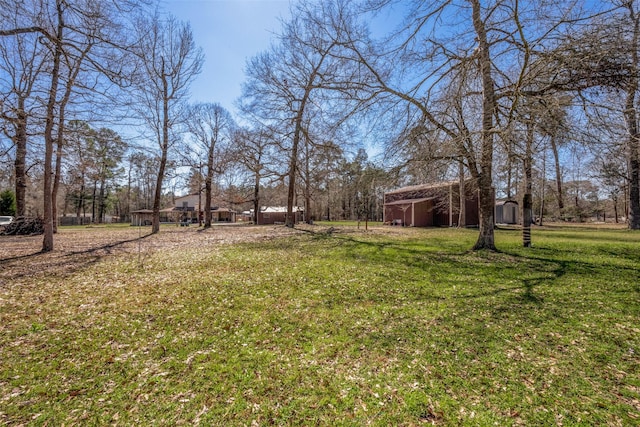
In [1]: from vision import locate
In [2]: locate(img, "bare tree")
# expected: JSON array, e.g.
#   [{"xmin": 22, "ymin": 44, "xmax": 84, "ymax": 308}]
[
  {"xmin": 241, "ymin": 0, "xmax": 371, "ymax": 228},
  {"xmin": 0, "ymin": 15, "xmax": 48, "ymax": 217},
  {"xmin": 537, "ymin": 96, "xmax": 572, "ymax": 220},
  {"xmin": 131, "ymin": 14, "xmax": 203, "ymax": 234},
  {"xmin": 242, "ymin": 45, "xmax": 334, "ymax": 228},
  {"xmin": 64, "ymin": 120, "xmax": 92, "ymax": 220},
  {"xmin": 1, "ymin": 0, "xmax": 145, "ymax": 250},
  {"xmin": 184, "ymin": 103, "xmax": 235, "ymax": 228},
  {"xmin": 467, "ymin": 0, "xmax": 500, "ymax": 249},
  {"xmin": 51, "ymin": 31, "xmax": 97, "ymax": 232},
  {"xmin": 621, "ymin": 1, "xmax": 640, "ymax": 229},
  {"xmin": 39, "ymin": 0, "xmax": 65, "ymax": 251},
  {"xmin": 234, "ymin": 126, "xmax": 279, "ymax": 225},
  {"xmin": 127, "ymin": 151, "xmax": 160, "ymax": 211},
  {"xmin": 315, "ymin": 140, "xmax": 345, "ymax": 221},
  {"xmin": 299, "ymin": 130, "xmax": 338, "ymax": 223},
  {"xmin": 349, "ymin": 0, "xmax": 603, "ymax": 249},
  {"xmin": 345, "ymin": 0, "xmax": 499, "ymax": 248},
  {"xmin": 534, "ymin": 1, "xmax": 639, "ymax": 227}
]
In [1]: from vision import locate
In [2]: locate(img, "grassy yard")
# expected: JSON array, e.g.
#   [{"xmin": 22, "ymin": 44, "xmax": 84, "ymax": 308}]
[{"xmin": 1, "ymin": 224, "xmax": 639, "ymax": 425}]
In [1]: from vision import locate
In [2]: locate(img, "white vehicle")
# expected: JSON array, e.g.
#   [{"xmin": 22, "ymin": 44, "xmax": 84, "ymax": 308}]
[{"xmin": 0, "ymin": 216, "xmax": 14, "ymax": 225}]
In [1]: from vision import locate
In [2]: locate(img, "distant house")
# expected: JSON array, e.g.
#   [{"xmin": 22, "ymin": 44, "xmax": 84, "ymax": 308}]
[
  {"xmin": 495, "ymin": 199, "xmax": 519, "ymax": 224},
  {"xmin": 159, "ymin": 194, "xmax": 237, "ymax": 224},
  {"xmin": 256, "ymin": 206, "xmax": 304, "ymax": 225},
  {"xmin": 383, "ymin": 180, "xmax": 480, "ymax": 227},
  {"xmin": 211, "ymin": 207, "xmax": 236, "ymax": 223}
]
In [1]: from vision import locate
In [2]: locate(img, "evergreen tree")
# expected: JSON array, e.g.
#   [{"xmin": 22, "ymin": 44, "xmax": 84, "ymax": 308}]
[{"xmin": 0, "ymin": 190, "xmax": 16, "ymax": 216}]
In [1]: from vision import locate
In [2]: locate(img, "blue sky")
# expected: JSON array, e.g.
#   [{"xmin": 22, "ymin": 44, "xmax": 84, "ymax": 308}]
[{"xmin": 164, "ymin": 0, "xmax": 293, "ymax": 114}]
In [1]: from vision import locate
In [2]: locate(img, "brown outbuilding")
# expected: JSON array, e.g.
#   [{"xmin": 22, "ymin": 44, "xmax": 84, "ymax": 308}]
[{"xmin": 383, "ymin": 180, "xmax": 480, "ymax": 227}]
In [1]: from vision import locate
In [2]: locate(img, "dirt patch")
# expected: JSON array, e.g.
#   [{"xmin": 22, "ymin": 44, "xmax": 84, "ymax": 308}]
[{"xmin": 0, "ymin": 224, "xmax": 303, "ymax": 287}]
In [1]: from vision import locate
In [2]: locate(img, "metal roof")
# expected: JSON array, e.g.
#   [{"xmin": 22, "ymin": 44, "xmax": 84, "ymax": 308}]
[
  {"xmin": 260, "ymin": 206, "xmax": 303, "ymax": 213},
  {"xmin": 384, "ymin": 197, "xmax": 434, "ymax": 206},
  {"xmin": 385, "ymin": 180, "xmax": 459, "ymax": 195},
  {"xmin": 496, "ymin": 199, "xmax": 518, "ymax": 206}
]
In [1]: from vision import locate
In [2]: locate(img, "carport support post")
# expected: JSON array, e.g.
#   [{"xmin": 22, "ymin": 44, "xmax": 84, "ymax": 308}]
[
  {"xmin": 449, "ymin": 183, "xmax": 453, "ymax": 226},
  {"xmin": 401, "ymin": 204, "xmax": 410, "ymax": 227}
]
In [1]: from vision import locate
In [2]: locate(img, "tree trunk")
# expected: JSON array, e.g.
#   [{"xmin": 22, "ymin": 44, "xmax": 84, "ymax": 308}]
[
  {"xmin": 471, "ymin": 0, "xmax": 496, "ymax": 251},
  {"xmin": 205, "ymin": 140, "xmax": 215, "ymax": 229},
  {"xmin": 286, "ymin": 90, "xmax": 311, "ymax": 228},
  {"xmin": 52, "ymin": 109, "xmax": 66, "ymax": 233},
  {"xmin": 203, "ymin": 178, "xmax": 211, "ymax": 228},
  {"xmin": 253, "ymin": 170, "xmax": 261, "ymax": 225},
  {"xmin": 506, "ymin": 141, "xmax": 513, "ymax": 199},
  {"xmin": 626, "ymin": 2, "xmax": 640, "ymax": 229},
  {"xmin": 549, "ymin": 135, "xmax": 564, "ymax": 217},
  {"xmin": 304, "ymin": 137, "xmax": 312, "ymax": 224},
  {"xmin": 152, "ymin": 145, "xmax": 167, "ymax": 234},
  {"xmin": 626, "ymin": 117, "xmax": 640, "ymax": 229},
  {"xmin": 458, "ymin": 161, "xmax": 466, "ymax": 227},
  {"xmin": 326, "ymin": 182, "xmax": 330, "ymax": 221},
  {"xmin": 42, "ymin": 1, "xmax": 64, "ymax": 252},
  {"xmin": 76, "ymin": 180, "xmax": 84, "ymax": 219},
  {"xmin": 14, "ymin": 100, "xmax": 28, "ymax": 217},
  {"xmin": 91, "ymin": 180, "xmax": 97, "ymax": 223},
  {"xmin": 126, "ymin": 160, "xmax": 132, "ymax": 220},
  {"xmin": 286, "ymin": 120, "xmax": 302, "ymax": 227},
  {"xmin": 539, "ymin": 146, "xmax": 546, "ymax": 226},
  {"xmin": 152, "ymin": 71, "xmax": 170, "ymax": 235},
  {"xmin": 52, "ymin": 47, "xmax": 87, "ymax": 232},
  {"xmin": 284, "ymin": 49, "xmax": 329, "ymax": 227},
  {"xmin": 98, "ymin": 178, "xmax": 106, "ymax": 224},
  {"xmin": 522, "ymin": 123, "xmax": 534, "ymax": 247}
]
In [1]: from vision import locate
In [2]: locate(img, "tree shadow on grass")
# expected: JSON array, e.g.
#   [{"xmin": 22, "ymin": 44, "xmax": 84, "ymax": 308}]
[
  {"xmin": 65, "ymin": 233, "xmax": 154, "ymax": 256},
  {"xmin": 311, "ymin": 229, "xmax": 639, "ymax": 316},
  {"xmin": 521, "ymin": 275, "xmax": 546, "ymax": 304},
  {"xmin": 0, "ymin": 233, "xmax": 154, "ymax": 284}
]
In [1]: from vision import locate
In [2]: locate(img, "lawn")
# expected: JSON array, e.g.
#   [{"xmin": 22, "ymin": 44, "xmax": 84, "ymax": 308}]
[{"xmin": 1, "ymin": 224, "xmax": 639, "ymax": 425}]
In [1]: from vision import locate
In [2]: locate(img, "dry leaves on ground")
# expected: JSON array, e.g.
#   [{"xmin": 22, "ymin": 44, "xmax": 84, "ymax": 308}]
[{"xmin": 0, "ymin": 225, "xmax": 303, "ymax": 287}]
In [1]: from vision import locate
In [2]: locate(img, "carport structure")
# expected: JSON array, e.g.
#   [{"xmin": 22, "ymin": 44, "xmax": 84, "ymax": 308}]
[
  {"xmin": 383, "ymin": 198, "xmax": 434, "ymax": 227},
  {"xmin": 383, "ymin": 180, "xmax": 480, "ymax": 227}
]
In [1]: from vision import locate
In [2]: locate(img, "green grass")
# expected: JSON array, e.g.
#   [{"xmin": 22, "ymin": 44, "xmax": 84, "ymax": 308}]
[
  {"xmin": 314, "ymin": 220, "xmax": 384, "ymax": 227},
  {"xmin": 1, "ymin": 226, "xmax": 639, "ymax": 425}
]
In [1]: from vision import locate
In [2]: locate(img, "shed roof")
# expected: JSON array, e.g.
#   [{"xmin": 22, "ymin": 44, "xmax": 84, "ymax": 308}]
[
  {"xmin": 159, "ymin": 206, "xmax": 236, "ymax": 213},
  {"xmin": 260, "ymin": 206, "xmax": 303, "ymax": 213},
  {"xmin": 385, "ymin": 180, "xmax": 459, "ymax": 195},
  {"xmin": 384, "ymin": 197, "xmax": 433, "ymax": 206}
]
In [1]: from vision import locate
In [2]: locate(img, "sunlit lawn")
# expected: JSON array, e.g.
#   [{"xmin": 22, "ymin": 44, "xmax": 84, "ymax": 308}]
[{"xmin": 1, "ymin": 225, "xmax": 639, "ymax": 425}]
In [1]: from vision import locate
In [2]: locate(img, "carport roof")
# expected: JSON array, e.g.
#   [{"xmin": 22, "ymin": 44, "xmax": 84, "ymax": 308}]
[{"xmin": 384, "ymin": 197, "xmax": 433, "ymax": 206}]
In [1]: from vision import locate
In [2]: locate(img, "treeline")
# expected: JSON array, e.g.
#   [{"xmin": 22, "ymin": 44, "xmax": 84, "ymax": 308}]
[{"xmin": 1, "ymin": 1, "xmax": 638, "ymax": 251}]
